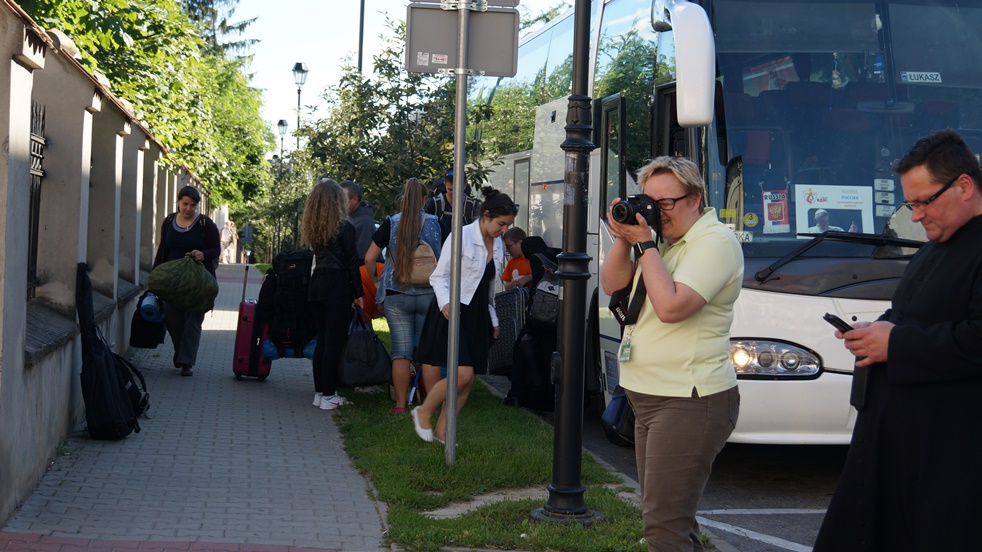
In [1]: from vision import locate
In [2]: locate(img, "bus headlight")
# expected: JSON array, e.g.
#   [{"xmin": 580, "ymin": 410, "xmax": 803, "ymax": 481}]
[{"xmin": 730, "ymin": 339, "xmax": 821, "ymax": 378}]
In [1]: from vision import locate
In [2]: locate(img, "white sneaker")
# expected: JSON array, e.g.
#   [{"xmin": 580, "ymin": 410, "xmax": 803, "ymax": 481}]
[
  {"xmin": 312, "ymin": 393, "xmax": 323, "ymax": 408},
  {"xmin": 319, "ymin": 393, "xmax": 348, "ymax": 410}
]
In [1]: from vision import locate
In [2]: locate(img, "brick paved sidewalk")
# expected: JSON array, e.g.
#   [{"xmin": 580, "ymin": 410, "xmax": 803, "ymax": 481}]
[{"xmin": 1, "ymin": 265, "xmax": 388, "ymax": 552}]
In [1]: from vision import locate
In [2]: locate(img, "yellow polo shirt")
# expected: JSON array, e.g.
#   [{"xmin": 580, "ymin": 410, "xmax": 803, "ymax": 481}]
[{"xmin": 619, "ymin": 208, "xmax": 744, "ymax": 397}]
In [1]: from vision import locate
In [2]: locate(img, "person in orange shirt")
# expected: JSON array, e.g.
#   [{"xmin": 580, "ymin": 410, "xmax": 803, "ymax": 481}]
[{"xmin": 501, "ymin": 227, "xmax": 532, "ymax": 290}]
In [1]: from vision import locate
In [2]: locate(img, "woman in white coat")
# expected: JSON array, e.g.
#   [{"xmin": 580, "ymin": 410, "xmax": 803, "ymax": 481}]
[{"xmin": 411, "ymin": 187, "xmax": 517, "ymax": 443}]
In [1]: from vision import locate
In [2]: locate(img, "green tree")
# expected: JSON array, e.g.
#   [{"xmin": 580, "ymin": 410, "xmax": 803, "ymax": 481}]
[
  {"xmin": 184, "ymin": 0, "xmax": 258, "ymax": 58},
  {"xmin": 20, "ymin": 0, "xmax": 273, "ymax": 208},
  {"xmin": 304, "ymin": 19, "xmax": 463, "ymax": 217}
]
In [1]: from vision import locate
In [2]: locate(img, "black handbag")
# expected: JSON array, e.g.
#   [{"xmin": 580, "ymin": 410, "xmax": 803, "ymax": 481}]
[
  {"xmin": 129, "ymin": 292, "xmax": 166, "ymax": 349},
  {"xmin": 339, "ymin": 307, "xmax": 391, "ymax": 387}
]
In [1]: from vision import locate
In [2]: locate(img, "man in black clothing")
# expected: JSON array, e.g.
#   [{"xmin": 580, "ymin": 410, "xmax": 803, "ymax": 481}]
[
  {"xmin": 425, "ymin": 169, "xmax": 481, "ymax": 231},
  {"xmin": 815, "ymin": 129, "xmax": 982, "ymax": 551}
]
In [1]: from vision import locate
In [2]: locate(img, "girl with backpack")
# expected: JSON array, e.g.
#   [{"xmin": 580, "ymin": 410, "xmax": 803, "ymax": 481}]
[
  {"xmin": 410, "ymin": 187, "xmax": 518, "ymax": 443},
  {"xmin": 364, "ymin": 178, "xmax": 447, "ymax": 414},
  {"xmin": 302, "ymin": 177, "xmax": 364, "ymax": 410}
]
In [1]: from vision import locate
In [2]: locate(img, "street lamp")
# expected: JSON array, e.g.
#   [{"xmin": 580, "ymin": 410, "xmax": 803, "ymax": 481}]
[
  {"xmin": 277, "ymin": 119, "xmax": 288, "ymax": 164},
  {"xmin": 292, "ymin": 62, "xmax": 308, "ymax": 149},
  {"xmin": 274, "ymin": 119, "xmax": 289, "ymax": 255}
]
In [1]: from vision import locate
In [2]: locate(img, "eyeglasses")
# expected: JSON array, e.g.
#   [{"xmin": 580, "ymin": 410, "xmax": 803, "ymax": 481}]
[
  {"xmin": 900, "ymin": 175, "xmax": 959, "ymax": 211},
  {"xmin": 653, "ymin": 193, "xmax": 691, "ymax": 210}
]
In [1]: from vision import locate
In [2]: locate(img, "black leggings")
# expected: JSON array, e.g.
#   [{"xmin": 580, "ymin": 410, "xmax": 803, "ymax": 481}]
[{"xmin": 312, "ymin": 300, "xmax": 352, "ymax": 395}]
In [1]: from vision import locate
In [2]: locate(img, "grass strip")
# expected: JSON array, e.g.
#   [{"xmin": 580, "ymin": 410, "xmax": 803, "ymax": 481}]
[{"xmin": 333, "ymin": 319, "xmax": 647, "ymax": 551}]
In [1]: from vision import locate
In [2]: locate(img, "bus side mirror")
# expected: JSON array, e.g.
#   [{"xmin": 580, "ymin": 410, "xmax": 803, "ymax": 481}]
[{"xmin": 652, "ymin": 0, "xmax": 715, "ymax": 127}]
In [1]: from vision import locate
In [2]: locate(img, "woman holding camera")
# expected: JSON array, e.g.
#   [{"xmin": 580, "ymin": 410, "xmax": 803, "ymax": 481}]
[{"xmin": 600, "ymin": 156, "xmax": 743, "ymax": 552}]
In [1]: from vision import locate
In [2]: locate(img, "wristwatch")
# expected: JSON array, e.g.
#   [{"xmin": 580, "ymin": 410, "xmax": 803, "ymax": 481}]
[{"xmin": 634, "ymin": 240, "xmax": 657, "ymax": 258}]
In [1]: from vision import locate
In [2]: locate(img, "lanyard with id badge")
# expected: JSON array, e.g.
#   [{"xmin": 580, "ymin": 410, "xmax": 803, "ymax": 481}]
[{"xmin": 608, "ymin": 274, "xmax": 647, "ymax": 361}]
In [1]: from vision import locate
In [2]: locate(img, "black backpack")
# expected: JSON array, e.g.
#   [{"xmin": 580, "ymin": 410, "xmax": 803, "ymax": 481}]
[
  {"xmin": 257, "ymin": 249, "xmax": 317, "ymax": 358},
  {"xmin": 77, "ymin": 263, "xmax": 147, "ymax": 440},
  {"xmin": 115, "ymin": 352, "xmax": 150, "ymax": 418}
]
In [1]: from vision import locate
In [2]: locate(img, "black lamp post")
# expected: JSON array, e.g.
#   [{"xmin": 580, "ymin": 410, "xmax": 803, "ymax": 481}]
[
  {"xmin": 276, "ymin": 119, "xmax": 288, "ymax": 255},
  {"xmin": 276, "ymin": 119, "xmax": 288, "ymax": 172},
  {"xmin": 292, "ymin": 62, "xmax": 308, "ymax": 150},
  {"xmin": 531, "ymin": 0, "xmax": 601, "ymax": 525}
]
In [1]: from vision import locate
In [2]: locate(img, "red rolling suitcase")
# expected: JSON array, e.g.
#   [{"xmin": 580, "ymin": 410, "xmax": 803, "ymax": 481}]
[{"xmin": 233, "ymin": 266, "xmax": 272, "ymax": 381}]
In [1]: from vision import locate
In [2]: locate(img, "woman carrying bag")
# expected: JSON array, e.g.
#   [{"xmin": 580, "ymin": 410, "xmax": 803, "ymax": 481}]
[
  {"xmin": 364, "ymin": 178, "xmax": 447, "ymax": 414},
  {"xmin": 302, "ymin": 177, "xmax": 364, "ymax": 410},
  {"xmin": 151, "ymin": 186, "xmax": 221, "ymax": 377}
]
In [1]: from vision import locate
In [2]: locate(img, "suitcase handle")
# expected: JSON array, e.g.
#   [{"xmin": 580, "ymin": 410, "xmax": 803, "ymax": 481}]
[{"xmin": 241, "ymin": 265, "xmax": 250, "ymax": 303}]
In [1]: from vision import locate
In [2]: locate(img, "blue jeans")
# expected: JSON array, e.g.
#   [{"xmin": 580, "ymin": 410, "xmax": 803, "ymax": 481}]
[{"xmin": 383, "ymin": 292, "xmax": 433, "ymax": 360}]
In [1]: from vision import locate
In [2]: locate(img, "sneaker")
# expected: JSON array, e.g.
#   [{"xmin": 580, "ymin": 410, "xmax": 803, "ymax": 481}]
[
  {"xmin": 319, "ymin": 393, "xmax": 348, "ymax": 410},
  {"xmin": 312, "ymin": 393, "xmax": 323, "ymax": 408}
]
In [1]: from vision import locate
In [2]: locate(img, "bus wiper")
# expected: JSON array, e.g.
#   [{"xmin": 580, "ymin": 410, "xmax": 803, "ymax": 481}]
[{"xmin": 754, "ymin": 230, "xmax": 925, "ymax": 283}]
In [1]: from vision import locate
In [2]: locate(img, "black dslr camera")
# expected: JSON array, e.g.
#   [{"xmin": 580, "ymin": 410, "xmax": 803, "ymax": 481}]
[{"xmin": 611, "ymin": 194, "xmax": 661, "ymax": 227}]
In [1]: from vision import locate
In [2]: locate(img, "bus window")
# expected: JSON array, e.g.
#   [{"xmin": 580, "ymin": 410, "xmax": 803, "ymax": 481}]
[{"xmin": 601, "ymin": 94, "xmax": 626, "ymax": 215}]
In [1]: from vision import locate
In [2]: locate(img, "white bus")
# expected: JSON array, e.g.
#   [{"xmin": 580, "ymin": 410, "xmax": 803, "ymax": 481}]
[{"xmin": 474, "ymin": 0, "xmax": 982, "ymax": 444}]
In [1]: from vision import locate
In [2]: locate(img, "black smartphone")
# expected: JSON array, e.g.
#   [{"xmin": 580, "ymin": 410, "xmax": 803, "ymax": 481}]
[
  {"xmin": 823, "ymin": 313, "xmax": 854, "ymax": 333},
  {"xmin": 823, "ymin": 313, "xmax": 868, "ymax": 409}
]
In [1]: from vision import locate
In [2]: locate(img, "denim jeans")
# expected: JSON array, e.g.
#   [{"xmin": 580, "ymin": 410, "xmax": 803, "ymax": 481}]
[
  {"xmin": 382, "ymin": 291, "xmax": 433, "ymax": 360},
  {"xmin": 626, "ymin": 386, "xmax": 739, "ymax": 551}
]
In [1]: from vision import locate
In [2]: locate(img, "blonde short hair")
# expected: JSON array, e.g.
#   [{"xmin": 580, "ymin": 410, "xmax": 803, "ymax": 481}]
[{"xmin": 637, "ymin": 156, "xmax": 705, "ymax": 199}]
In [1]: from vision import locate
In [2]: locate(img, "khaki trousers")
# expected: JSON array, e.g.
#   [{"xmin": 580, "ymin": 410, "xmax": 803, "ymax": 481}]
[{"xmin": 626, "ymin": 386, "xmax": 739, "ymax": 552}]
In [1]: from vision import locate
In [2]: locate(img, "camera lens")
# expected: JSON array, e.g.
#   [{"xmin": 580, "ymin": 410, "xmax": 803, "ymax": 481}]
[{"xmin": 611, "ymin": 202, "xmax": 633, "ymax": 224}]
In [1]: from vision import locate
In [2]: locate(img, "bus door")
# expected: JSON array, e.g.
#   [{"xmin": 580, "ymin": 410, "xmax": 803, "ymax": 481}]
[
  {"xmin": 514, "ymin": 157, "xmax": 530, "ymax": 229},
  {"xmin": 595, "ymin": 93, "xmax": 631, "ymax": 396}
]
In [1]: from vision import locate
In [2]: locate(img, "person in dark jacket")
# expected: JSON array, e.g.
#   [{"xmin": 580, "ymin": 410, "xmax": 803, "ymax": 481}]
[
  {"xmin": 424, "ymin": 169, "xmax": 481, "ymax": 231},
  {"xmin": 151, "ymin": 186, "xmax": 221, "ymax": 377},
  {"xmin": 341, "ymin": 180, "xmax": 384, "ymax": 319},
  {"xmin": 302, "ymin": 177, "xmax": 365, "ymax": 410},
  {"xmin": 815, "ymin": 129, "xmax": 982, "ymax": 551},
  {"xmin": 339, "ymin": 180, "xmax": 377, "ymax": 261}
]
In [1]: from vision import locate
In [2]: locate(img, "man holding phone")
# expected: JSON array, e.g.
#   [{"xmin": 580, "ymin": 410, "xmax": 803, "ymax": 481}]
[{"xmin": 815, "ymin": 130, "xmax": 982, "ymax": 551}]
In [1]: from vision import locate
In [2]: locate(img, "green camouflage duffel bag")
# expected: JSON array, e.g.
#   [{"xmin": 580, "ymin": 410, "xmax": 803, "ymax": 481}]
[{"xmin": 148, "ymin": 253, "xmax": 219, "ymax": 315}]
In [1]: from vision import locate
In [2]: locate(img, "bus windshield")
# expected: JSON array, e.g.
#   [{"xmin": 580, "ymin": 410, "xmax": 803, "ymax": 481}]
[{"xmin": 713, "ymin": 0, "xmax": 982, "ymax": 258}]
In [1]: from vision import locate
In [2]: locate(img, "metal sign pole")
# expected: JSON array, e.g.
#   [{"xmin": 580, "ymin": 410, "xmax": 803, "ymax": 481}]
[
  {"xmin": 405, "ymin": 0, "xmax": 518, "ymax": 465},
  {"xmin": 444, "ymin": 0, "xmax": 473, "ymax": 464}
]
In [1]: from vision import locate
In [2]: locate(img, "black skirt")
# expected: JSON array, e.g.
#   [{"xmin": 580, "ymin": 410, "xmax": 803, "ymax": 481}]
[{"xmin": 415, "ymin": 261, "xmax": 494, "ymax": 371}]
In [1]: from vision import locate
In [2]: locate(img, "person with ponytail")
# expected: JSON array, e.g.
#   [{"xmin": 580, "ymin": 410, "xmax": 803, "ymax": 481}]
[
  {"xmin": 364, "ymin": 178, "xmax": 446, "ymax": 413},
  {"xmin": 410, "ymin": 186, "xmax": 518, "ymax": 444}
]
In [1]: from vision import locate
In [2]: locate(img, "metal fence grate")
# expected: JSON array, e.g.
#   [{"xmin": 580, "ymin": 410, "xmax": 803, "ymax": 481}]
[{"xmin": 27, "ymin": 100, "xmax": 46, "ymax": 299}]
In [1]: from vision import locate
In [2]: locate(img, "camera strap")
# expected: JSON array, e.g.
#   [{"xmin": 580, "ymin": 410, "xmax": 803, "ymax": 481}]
[{"xmin": 608, "ymin": 271, "xmax": 647, "ymax": 326}]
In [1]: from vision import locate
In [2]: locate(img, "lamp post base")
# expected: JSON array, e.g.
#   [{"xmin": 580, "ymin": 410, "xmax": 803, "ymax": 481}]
[
  {"xmin": 529, "ymin": 507, "xmax": 603, "ymax": 525},
  {"xmin": 530, "ymin": 483, "xmax": 602, "ymax": 525}
]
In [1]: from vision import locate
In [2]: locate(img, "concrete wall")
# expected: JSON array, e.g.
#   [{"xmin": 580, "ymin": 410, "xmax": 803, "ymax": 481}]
[{"xmin": 0, "ymin": 3, "xmax": 203, "ymax": 525}]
